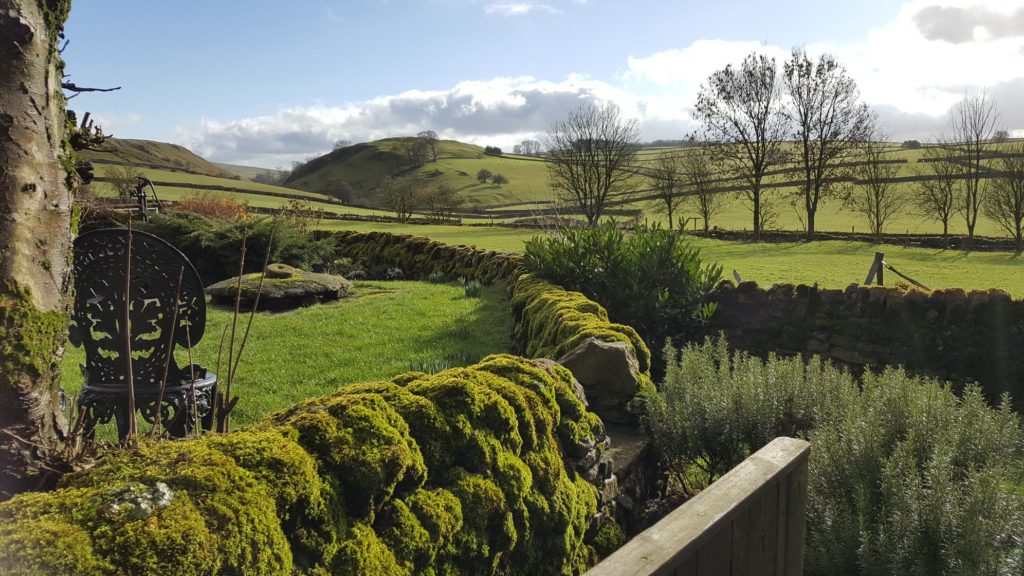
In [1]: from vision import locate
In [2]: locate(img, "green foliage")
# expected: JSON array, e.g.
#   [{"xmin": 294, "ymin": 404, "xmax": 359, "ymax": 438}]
[
  {"xmin": 135, "ymin": 212, "xmax": 338, "ymax": 284},
  {"xmin": 464, "ymin": 279, "xmax": 483, "ymax": 297},
  {"xmin": 13, "ymin": 356, "xmax": 605, "ymax": 575},
  {"xmin": 524, "ymin": 222, "xmax": 722, "ymax": 358},
  {"xmin": 648, "ymin": 337, "xmax": 1024, "ymax": 575}
]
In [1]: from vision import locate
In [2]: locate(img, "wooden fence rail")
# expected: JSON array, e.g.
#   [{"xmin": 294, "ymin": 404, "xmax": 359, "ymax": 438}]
[{"xmin": 586, "ymin": 437, "xmax": 811, "ymax": 576}]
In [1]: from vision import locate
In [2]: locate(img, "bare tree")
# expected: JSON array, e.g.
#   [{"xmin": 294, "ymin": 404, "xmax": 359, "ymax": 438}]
[
  {"xmin": 694, "ymin": 52, "xmax": 789, "ymax": 239},
  {"xmin": 984, "ymin": 145, "xmax": 1024, "ymax": 252},
  {"xmin": 682, "ymin": 146, "xmax": 722, "ymax": 233},
  {"xmin": 950, "ymin": 93, "xmax": 999, "ymax": 244},
  {"xmin": 519, "ymin": 139, "xmax": 542, "ymax": 156},
  {"xmin": 417, "ymin": 130, "xmax": 439, "ymax": 162},
  {"xmin": 647, "ymin": 153, "xmax": 685, "ymax": 230},
  {"xmin": 108, "ymin": 165, "xmax": 143, "ymax": 201},
  {"xmin": 424, "ymin": 183, "xmax": 463, "ymax": 222},
  {"xmin": 382, "ymin": 177, "xmax": 420, "ymax": 222},
  {"xmin": 1, "ymin": 0, "xmax": 77, "ymax": 495},
  {"xmin": 545, "ymin": 102, "xmax": 639, "ymax": 226},
  {"xmin": 845, "ymin": 137, "xmax": 904, "ymax": 237},
  {"xmin": 914, "ymin": 145, "xmax": 959, "ymax": 238},
  {"xmin": 402, "ymin": 137, "xmax": 429, "ymax": 167},
  {"xmin": 783, "ymin": 49, "xmax": 872, "ymax": 240}
]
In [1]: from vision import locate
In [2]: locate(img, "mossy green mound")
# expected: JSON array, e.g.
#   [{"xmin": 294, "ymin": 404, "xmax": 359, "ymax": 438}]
[
  {"xmin": 0, "ymin": 355, "xmax": 605, "ymax": 575},
  {"xmin": 207, "ymin": 264, "xmax": 351, "ymax": 311}
]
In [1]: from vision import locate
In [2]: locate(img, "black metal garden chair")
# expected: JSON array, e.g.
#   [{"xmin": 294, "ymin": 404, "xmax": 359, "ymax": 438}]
[{"xmin": 70, "ymin": 228, "xmax": 216, "ymax": 440}]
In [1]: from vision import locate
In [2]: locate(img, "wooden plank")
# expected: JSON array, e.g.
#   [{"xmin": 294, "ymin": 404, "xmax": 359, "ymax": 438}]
[
  {"xmin": 586, "ymin": 438, "xmax": 809, "ymax": 576},
  {"xmin": 697, "ymin": 526, "xmax": 731, "ymax": 576},
  {"xmin": 775, "ymin": 473, "xmax": 789, "ymax": 576},
  {"xmin": 783, "ymin": 461, "xmax": 809, "ymax": 576},
  {"xmin": 731, "ymin": 506, "xmax": 751, "ymax": 576},
  {"xmin": 675, "ymin": 558, "xmax": 697, "ymax": 576},
  {"xmin": 760, "ymin": 480, "xmax": 779, "ymax": 576}
]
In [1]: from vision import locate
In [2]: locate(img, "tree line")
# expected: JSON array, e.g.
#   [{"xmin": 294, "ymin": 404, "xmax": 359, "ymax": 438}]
[{"xmin": 543, "ymin": 49, "xmax": 1024, "ymax": 251}]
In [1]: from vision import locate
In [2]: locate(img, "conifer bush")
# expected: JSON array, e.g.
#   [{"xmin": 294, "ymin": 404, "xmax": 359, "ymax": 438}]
[{"xmin": 647, "ymin": 338, "xmax": 1024, "ymax": 575}]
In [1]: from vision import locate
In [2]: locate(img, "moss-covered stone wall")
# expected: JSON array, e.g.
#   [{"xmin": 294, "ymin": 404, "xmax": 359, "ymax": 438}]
[
  {"xmin": 327, "ymin": 231, "xmax": 656, "ymax": 410},
  {"xmin": 0, "ymin": 355, "xmax": 607, "ymax": 575},
  {"xmin": 709, "ymin": 281, "xmax": 1024, "ymax": 410}
]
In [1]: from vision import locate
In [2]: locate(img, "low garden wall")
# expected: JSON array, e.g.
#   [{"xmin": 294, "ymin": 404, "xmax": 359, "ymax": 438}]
[
  {"xmin": 327, "ymin": 230, "xmax": 655, "ymax": 421},
  {"xmin": 0, "ymin": 356, "xmax": 613, "ymax": 575},
  {"xmin": 709, "ymin": 280, "xmax": 1024, "ymax": 409}
]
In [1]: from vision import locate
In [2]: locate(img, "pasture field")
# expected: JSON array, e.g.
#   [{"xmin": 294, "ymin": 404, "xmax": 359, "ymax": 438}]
[
  {"xmin": 318, "ymin": 221, "xmax": 1024, "ymax": 296},
  {"xmin": 61, "ymin": 280, "xmax": 512, "ymax": 431}
]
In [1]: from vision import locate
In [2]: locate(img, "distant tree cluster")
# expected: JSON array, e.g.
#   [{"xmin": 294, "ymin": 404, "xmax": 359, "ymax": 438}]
[
  {"xmin": 483, "ymin": 146, "xmax": 502, "ymax": 155},
  {"xmin": 475, "ymin": 168, "xmax": 509, "ymax": 186},
  {"xmin": 513, "ymin": 139, "xmax": 542, "ymax": 156},
  {"xmin": 381, "ymin": 177, "xmax": 463, "ymax": 223}
]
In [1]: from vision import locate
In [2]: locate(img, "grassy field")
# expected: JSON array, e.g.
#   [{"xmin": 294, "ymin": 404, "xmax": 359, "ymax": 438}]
[
  {"xmin": 318, "ymin": 221, "xmax": 1024, "ymax": 296},
  {"xmin": 61, "ymin": 280, "xmax": 512, "ymax": 431}
]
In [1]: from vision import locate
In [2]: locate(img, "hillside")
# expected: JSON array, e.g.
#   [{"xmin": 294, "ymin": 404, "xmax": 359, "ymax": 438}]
[
  {"xmin": 79, "ymin": 138, "xmax": 234, "ymax": 179},
  {"xmin": 214, "ymin": 162, "xmax": 287, "ymax": 182},
  {"xmin": 285, "ymin": 138, "xmax": 554, "ymax": 208}
]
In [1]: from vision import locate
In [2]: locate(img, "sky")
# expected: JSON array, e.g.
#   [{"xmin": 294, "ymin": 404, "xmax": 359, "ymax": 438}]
[{"xmin": 64, "ymin": 0, "xmax": 1024, "ymax": 168}]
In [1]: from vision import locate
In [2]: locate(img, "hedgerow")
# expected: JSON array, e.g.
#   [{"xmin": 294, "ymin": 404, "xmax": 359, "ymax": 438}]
[{"xmin": 0, "ymin": 355, "xmax": 604, "ymax": 576}]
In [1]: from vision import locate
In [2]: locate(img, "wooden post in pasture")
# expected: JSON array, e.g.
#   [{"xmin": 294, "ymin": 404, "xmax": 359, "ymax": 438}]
[{"xmin": 864, "ymin": 252, "xmax": 884, "ymax": 285}]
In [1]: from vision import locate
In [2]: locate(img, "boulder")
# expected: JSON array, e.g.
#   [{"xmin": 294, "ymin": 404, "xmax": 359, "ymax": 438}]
[
  {"xmin": 208, "ymin": 263, "xmax": 352, "ymax": 311},
  {"xmin": 558, "ymin": 337, "xmax": 640, "ymax": 420}
]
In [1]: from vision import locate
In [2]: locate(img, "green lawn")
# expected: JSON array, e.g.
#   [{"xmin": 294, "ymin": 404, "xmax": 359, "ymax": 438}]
[
  {"xmin": 318, "ymin": 222, "xmax": 1024, "ymax": 296},
  {"xmin": 62, "ymin": 281, "xmax": 512, "ymax": 431}
]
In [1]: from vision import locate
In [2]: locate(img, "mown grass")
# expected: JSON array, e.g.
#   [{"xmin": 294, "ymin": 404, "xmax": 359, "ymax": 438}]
[
  {"xmin": 61, "ymin": 280, "xmax": 512, "ymax": 430},
  {"xmin": 319, "ymin": 221, "xmax": 1024, "ymax": 296}
]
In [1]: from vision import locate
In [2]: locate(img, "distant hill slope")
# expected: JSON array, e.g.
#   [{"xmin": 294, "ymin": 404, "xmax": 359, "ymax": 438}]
[
  {"xmin": 214, "ymin": 162, "xmax": 287, "ymax": 183},
  {"xmin": 285, "ymin": 138, "xmax": 554, "ymax": 208},
  {"xmin": 79, "ymin": 138, "xmax": 234, "ymax": 179}
]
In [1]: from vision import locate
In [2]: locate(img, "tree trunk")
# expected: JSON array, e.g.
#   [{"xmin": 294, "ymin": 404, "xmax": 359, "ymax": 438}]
[
  {"xmin": 806, "ymin": 206, "xmax": 816, "ymax": 241},
  {"xmin": 666, "ymin": 204, "xmax": 674, "ymax": 231},
  {"xmin": 752, "ymin": 188, "xmax": 761, "ymax": 240},
  {"xmin": 0, "ymin": 0, "xmax": 74, "ymax": 498}
]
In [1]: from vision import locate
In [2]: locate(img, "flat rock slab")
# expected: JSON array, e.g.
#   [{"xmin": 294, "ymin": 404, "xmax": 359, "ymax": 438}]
[
  {"xmin": 208, "ymin": 264, "xmax": 352, "ymax": 311},
  {"xmin": 558, "ymin": 337, "xmax": 640, "ymax": 419}
]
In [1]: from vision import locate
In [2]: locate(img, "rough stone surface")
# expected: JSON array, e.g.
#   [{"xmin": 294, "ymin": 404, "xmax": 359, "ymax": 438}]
[
  {"xmin": 558, "ymin": 337, "xmax": 640, "ymax": 418},
  {"xmin": 207, "ymin": 264, "xmax": 351, "ymax": 311},
  {"xmin": 708, "ymin": 279, "xmax": 1024, "ymax": 410}
]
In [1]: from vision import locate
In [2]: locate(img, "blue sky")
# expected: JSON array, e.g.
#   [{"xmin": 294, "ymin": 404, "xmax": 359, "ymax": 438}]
[{"xmin": 65, "ymin": 0, "xmax": 1024, "ymax": 167}]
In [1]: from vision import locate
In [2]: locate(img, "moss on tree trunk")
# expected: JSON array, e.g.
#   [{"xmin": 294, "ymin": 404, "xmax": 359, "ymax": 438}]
[{"xmin": 0, "ymin": 0, "xmax": 76, "ymax": 498}]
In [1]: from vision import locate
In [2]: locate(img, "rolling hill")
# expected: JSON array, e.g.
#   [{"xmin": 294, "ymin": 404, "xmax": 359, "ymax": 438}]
[
  {"xmin": 214, "ymin": 162, "xmax": 287, "ymax": 183},
  {"xmin": 79, "ymin": 138, "xmax": 235, "ymax": 179},
  {"xmin": 284, "ymin": 138, "xmax": 554, "ymax": 208}
]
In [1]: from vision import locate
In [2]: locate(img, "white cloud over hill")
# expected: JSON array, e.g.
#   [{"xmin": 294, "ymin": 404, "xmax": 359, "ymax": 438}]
[{"xmin": 181, "ymin": 0, "xmax": 1024, "ymax": 167}]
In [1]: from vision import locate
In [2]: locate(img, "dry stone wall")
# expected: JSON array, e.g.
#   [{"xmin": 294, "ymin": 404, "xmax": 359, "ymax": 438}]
[{"xmin": 708, "ymin": 281, "xmax": 1024, "ymax": 409}]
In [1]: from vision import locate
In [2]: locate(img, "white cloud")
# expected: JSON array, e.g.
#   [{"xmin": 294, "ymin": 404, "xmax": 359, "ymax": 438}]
[
  {"xmin": 484, "ymin": 2, "xmax": 559, "ymax": 16},
  {"xmin": 179, "ymin": 0, "xmax": 1024, "ymax": 167}
]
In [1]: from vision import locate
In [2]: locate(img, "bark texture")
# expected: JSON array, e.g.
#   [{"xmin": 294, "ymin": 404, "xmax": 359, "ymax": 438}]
[{"xmin": 0, "ymin": 0, "xmax": 74, "ymax": 498}]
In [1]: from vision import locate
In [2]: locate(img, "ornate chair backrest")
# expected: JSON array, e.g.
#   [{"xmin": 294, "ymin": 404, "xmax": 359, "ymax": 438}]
[{"xmin": 71, "ymin": 228, "xmax": 207, "ymax": 393}]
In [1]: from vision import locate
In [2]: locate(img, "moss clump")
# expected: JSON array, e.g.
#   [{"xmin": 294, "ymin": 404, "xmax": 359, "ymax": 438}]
[
  {"xmin": 57, "ymin": 439, "xmax": 293, "ymax": 575},
  {"xmin": 0, "ymin": 355, "xmax": 606, "ymax": 575},
  {"xmin": 0, "ymin": 282, "xmax": 67, "ymax": 383},
  {"xmin": 511, "ymin": 274, "xmax": 651, "ymax": 374},
  {"xmin": 207, "ymin": 265, "xmax": 351, "ymax": 310}
]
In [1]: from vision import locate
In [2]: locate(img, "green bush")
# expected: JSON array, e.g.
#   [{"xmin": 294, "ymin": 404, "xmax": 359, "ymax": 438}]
[
  {"xmin": 136, "ymin": 213, "xmax": 338, "ymax": 284},
  {"xmin": 523, "ymin": 223, "xmax": 721, "ymax": 365},
  {"xmin": 647, "ymin": 338, "xmax": 1024, "ymax": 575}
]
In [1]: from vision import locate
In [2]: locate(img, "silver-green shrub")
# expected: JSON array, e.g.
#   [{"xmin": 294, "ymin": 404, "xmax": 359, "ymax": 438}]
[{"xmin": 647, "ymin": 337, "xmax": 1024, "ymax": 575}]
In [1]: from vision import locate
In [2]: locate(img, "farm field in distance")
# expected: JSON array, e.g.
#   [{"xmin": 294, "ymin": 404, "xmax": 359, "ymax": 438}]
[{"xmin": 320, "ymin": 220, "xmax": 1024, "ymax": 296}]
